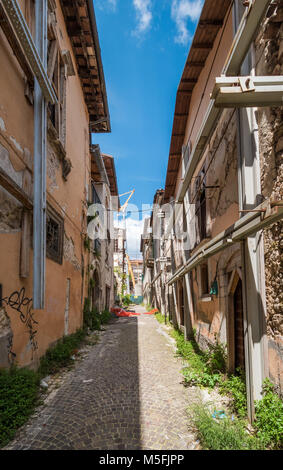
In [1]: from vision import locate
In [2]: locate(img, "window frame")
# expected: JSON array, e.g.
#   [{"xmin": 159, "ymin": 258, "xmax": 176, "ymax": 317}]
[{"xmin": 46, "ymin": 203, "xmax": 64, "ymax": 265}]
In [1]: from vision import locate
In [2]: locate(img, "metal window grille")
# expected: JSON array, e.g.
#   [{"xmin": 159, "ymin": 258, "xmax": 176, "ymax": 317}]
[{"xmin": 46, "ymin": 205, "xmax": 64, "ymax": 264}]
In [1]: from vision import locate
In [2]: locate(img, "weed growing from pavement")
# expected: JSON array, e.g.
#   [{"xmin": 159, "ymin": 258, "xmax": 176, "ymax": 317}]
[
  {"xmin": 38, "ymin": 329, "xmax": 86, "ymax": 376},
  {"xmin": 154, "ymin": 312, "xmax": 283, "ymax": 450},
  {"xmin": 1, "ymin": 304, "xmax": 113, "ymax": 448},
  {"xmin": 254, "ymin": 379, "xmax": 283, "ymax": 449},
  {"xmin": 0, "ymin": 367, "xmax": 41, "ymax": 448},
  {"xmin": 189, "ymin": 404, "xmax": 264, "ymax": 450}
]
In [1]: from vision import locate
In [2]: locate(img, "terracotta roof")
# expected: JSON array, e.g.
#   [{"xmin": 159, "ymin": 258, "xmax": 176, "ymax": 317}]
[
  {"xmin": 60, "ymin": 0, "xmax": 110, "ymax": 133},
  {"xmin": 164, "ymin": 0, "xmax": 232, "ymax": 202}
]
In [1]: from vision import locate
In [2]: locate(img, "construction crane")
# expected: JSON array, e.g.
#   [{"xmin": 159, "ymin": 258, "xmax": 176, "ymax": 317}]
[
  {"xmin": 126, "ymin": 253, "xmax": 136, "ymax": 291},
  {"xmin": 118, "ymin": 189, "xmax": 135, "ymax": 294},
  {"xmin": 119, "ymin": 189, "xmax": 135, "ymax": 214}
]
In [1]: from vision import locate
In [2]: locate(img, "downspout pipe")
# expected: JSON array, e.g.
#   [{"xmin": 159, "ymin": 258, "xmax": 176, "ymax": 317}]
[{"xmin": 33, "ymin": 0, "xmax": 48, "ymax": 309}]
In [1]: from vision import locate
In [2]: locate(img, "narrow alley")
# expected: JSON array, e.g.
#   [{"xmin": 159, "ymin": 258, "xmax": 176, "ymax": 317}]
[
  {"xmin": 0, "ymin": 0, "xmax": 282, "ymax": 454},
  {"xmin": 5, "ymin": 308, "xmax": 197, "ymax": 451}
]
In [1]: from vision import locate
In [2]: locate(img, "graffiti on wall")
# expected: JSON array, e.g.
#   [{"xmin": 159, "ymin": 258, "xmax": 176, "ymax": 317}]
[{"xmin": 1, "ymin": 288, "xmax": 39, "ymax": 356}]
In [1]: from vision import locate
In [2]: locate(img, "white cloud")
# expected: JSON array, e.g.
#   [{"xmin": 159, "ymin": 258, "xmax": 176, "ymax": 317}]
[
  {"xmin": 97, "ymin": 0, "xmax": 117, "ymax": 11},
  {"xmin": 108, "ymin": 0, "xmax": 117, "ymax": 10},
  {"xmin": 132, "ymin": 0, "xmax": 153, "ymax": 35},
  {"xmin": 171, "ymin": 0, "xmax": 203, "ymax": 45},
  {"xmin": 116, "ymin": 214, "xmax": 148, "ymax": 259}
]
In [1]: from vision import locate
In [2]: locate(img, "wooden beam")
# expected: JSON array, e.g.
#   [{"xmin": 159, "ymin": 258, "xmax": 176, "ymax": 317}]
[
  {"xmin": 177, "ymin": 90, "xmax": 192, "ymax": 95},
  {"xmin": 191, "ymin": 42, "xmax": 213, "ymax": 50},
  {"xmin": 199, "ymin": 19, "xmax": 223, "ymax": 27},
  {"xmin": 186, "ymin": 61, "xmax": 205, "ymax": 67},
  {"xmin": 181, "ymin": 78, "xmax": 197, "ymax": 84}
]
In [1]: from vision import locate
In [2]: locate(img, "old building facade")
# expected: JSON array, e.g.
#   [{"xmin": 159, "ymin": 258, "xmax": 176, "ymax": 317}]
[
  {"xmin": 144, "ymin": 0, "xmax": 283, "ymax": 420},
  {"xmin": 0, "ymin": 0, "xmax": 113, "ymax": 368},
  {"xmin": 113, "ymin": 227, "xmax": 127, "ymax": 299},
  {"xmin": 88, "ymin": 146, "xmax": 118, "ymax": 314}
]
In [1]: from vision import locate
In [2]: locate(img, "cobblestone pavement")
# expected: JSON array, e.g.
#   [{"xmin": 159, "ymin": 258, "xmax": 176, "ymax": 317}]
[{"xmin": 6, "ymin": 306, "xmax": 199, "ymax": 450}]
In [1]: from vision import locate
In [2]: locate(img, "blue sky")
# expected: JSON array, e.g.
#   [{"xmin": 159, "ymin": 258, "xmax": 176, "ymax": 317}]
[{"xmin": 92, "ymin": 0, "xmax": 203, "ymax": 257}]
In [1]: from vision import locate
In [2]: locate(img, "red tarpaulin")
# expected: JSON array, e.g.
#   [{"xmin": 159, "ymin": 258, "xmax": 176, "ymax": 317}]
[
  {"xmin": 111, "ymin": 308, "xmax": 140, "ymax": 317},
  {"xmin": 111, "ymin": 307, "xmax": 158, "ymax": 317}
]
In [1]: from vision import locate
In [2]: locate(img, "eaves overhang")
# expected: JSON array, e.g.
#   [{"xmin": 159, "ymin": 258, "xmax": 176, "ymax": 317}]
[
  {"xmin": 60, "ymin": 0, "xmax": 111, "ymax": 133},
  {"xmin": 164, "ymin": 0, "xmax": 232, "ymax": 203}
]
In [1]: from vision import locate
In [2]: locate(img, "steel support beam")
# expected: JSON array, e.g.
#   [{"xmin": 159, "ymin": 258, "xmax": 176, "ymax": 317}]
[
  {"xmin": 212, "ymin": 76, "xmax": 283, "ymax": 108},
  {"xmin": 167, "ymin": 200, "xmax": 283, "ymax": 286}
]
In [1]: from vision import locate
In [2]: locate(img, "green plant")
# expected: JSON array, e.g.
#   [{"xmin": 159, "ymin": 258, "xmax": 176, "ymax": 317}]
[
  {"xmin": 154, "ymin": 312, "xmax": 166, "ymax": 324},
  {"xmin": 218, "ymin": 368, "xmax": 247, "ymax": 418},
  {"xmin": 38, "ymin": 329, "xmax": 85, "ymax": 377},
  {"xmin": 254, "ymin": 379, "xmax": 283, "ymax": 449},
  {"xmin": 205, "ymin": 336, "xmax": 227, "ymax": 374},
  {"xmin": 83, "ymin": 298, "xmax": 101, "ymax": 331},
  {"xmin": 89, "ymin": 277, "xmax": 95, "ymax": 289},
  {"xmin": 121, "ymin": 294, "xmax": 131, "ymax": 307},
  {"xmin": 100, "ymin": 309, "xmax": 112, "ymax": 325},
  {"xmin": 190, "ymin": 404, "xmax": 262, "ymax": 450},
  {"xmin": 84, "ymin": 236, "xmax": 91, "ymax": 252},
  {"xmin": 182, "ymin": 368, "xmax": 221, "ymax": 388},
  {"xmin": 0, "ymin": 367, "xmax": 41, "ymax": 448}
]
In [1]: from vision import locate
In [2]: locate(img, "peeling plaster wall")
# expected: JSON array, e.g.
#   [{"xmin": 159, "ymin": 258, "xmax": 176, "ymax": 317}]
[
  {"xmin": 0, "ymin": 143, "xmax": 24, "ymax": 232},
  {"xmin": 255, "ymin": 4, "xmax": 283, "ymax": 393},
  {"xmin": 0, "ymin": 307, "xmax": 13, "ymax": 368},
  {"xmin": 188, "ymin": 110, "xmax": 240, "ymax": 350}
]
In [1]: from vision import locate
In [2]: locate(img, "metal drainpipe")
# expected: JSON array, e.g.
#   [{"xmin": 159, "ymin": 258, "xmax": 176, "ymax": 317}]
[{"xmin": 33, "ymin": 0, "xmax": 48, "ymax": 309}]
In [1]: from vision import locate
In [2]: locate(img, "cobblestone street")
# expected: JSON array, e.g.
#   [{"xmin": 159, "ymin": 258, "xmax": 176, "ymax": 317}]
[{"xmin": 6, "ymin": 307, "xmax": 198, "ymax": 450}]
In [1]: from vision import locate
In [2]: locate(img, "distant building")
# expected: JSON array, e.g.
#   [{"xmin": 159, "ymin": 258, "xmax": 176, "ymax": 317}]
[
  {"xmin": 113, "ymin": 227, "xmax": 126, "ymax": 299},
  {"xmin": 89, "ymin": 146, "xmax": 119, "ymax": 313},
  {"xmin": 129, "ymin": 259, "xmax": 143, "ymax": 296}
]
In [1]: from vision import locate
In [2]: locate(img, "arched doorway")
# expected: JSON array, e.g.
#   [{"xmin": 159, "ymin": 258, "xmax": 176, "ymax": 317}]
[
  {"xmin": 177, "ymin": 280, "xmax": 184, "ymax": 327},
  {"xmin": 227, "ymin": 269, "xmax": 246, "ymax": 373}
]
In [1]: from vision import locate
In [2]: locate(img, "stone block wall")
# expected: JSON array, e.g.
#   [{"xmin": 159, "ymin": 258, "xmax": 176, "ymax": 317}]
[{"xmin": 255, "ymin": 1, "xmax": 283, "ymax": 394}]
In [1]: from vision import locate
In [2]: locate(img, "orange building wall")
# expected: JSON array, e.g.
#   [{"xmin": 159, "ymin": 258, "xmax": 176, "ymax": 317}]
[{"xmin": 0, "ymin": 0, "xmax": 90, "ymax": 368}]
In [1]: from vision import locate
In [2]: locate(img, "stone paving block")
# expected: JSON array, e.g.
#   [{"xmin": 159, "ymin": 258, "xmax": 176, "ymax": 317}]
[{"xmin": 6, "ymin": 307, "xmax": 199, "ymax": 450}]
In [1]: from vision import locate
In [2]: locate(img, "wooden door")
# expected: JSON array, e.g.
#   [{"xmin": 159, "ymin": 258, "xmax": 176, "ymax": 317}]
[
  {"xmin": 234, "ymin": 280, "xmax": 245, "ymax": 370},
  {"xmin": 178, "ymin": 282, "xmax": 184, "ymax": 327}
]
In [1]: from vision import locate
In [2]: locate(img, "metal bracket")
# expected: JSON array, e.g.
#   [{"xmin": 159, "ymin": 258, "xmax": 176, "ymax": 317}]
[{"xmin": 239, "ymin": 76, "xmax": 255, "ymax": 92}]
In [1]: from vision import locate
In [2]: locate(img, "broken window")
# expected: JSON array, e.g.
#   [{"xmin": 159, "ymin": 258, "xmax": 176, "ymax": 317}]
[
  {"xmin": 47, "ymin": 5, "xmax": 67, "ymax": 147},
  {"xmin": 47, "ymin": 50, "xmax": 66, "ymax": 145},
  {"xmin": 200, "ymin": 263, "xmax": 209, "ymax": 297},
  {"xmin": 46, "ymin": 205, "xmax": 64, "ymax": 264}
]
